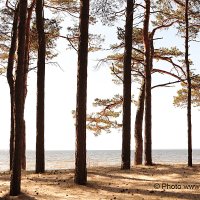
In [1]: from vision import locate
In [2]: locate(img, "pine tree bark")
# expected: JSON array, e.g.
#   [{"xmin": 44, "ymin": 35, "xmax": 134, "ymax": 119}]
[
  {"xmin": 21, "ymin": 0, "xmax": 36, "ymax": 171},
  {"xmin": 74, "ymin": 0, "xmax": 89, "ymax": 185},
  {"xmin": 10, "ymin": 0, "xmax": 27, "ymax": 196},
  {"xmin": 185, "ymin": 0, "xmax": 192, "ymax": 167},
  {"xmin": 21, "ymin": 120, "xmax": 26, "ymax": 170},
  {"xmin": 36, "ymin": 0, "xmax": 46, "ymax": 173},
  {"xmin": 143, "ymin": 0, "xmax": 152, "ymax": 166},
  {"xmin": 121, "ymin": 0, "xmax": 134, "ymax": 170},
  {"xmin": 134, "ymin": 79, "xmax": 145, "ymax": 165},
  {"xmin": 7, "ymin": 5, "xmax": 19, "ymax": 171}
]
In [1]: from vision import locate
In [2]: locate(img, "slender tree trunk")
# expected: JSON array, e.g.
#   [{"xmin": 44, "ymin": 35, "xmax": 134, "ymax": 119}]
[
  {"xmin": 134, "ymin": 28, "xmax": 154, "ymax": 165},
  {"xmin": 185, "ymin": 0, "xmax": 192, "ymax": 167},
  {"xmin": 36, "ymin": 0, "xmax": 46, "ymax": 173},
  {"xmin": 21, "ymin": 0, "xmax": 36, "ymax": 171},
  {"xmin": 74, "ymin": 0, "xmax": 89, "ymax": 185},
  {"xmin": 7, "ymin": 5, "xmax": 19, "ymax": 171},
  {"xmin": 121, "ymin": 0, "xmax": 134, "ymax": 170},
  {"xmin": 134, "ymin": 79, "xmax": 145, "ymax": 165},
  {"xmin": 10, "ymin": 0, "xmax": 27, "ymax": 196},
  {"xmin": 21, "ymin": 120, "xmax": 26, "ymax": 170},
  {"xmin": 143, "ymin": 0, "xmax": 152, "ymax": 166}
]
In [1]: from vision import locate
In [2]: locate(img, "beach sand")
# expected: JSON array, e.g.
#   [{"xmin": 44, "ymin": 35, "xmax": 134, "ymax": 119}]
[{"xmin": 1, "ymin": 164, "xmax": 200, "ymax": 200}]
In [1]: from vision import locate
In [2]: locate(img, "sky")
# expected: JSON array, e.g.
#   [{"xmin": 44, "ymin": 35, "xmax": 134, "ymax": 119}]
[{"xmin": 0, "ymin": 4, "xmax": 200, "ymax": 151}]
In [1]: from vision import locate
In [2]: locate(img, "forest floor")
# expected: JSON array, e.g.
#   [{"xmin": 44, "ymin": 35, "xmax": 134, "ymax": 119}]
[{"xmin": 0, "ymin": 164, "xmax": 200, "ymax": 200}]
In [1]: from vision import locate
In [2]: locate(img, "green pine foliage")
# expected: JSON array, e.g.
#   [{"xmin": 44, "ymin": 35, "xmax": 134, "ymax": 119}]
[
  {"xmin": 87, "ymin": 95, "xmax": 123, "ymax": 135},
  {"xmin": 174, "ymin": 75, "xmax": 200, "ymax": 108}
]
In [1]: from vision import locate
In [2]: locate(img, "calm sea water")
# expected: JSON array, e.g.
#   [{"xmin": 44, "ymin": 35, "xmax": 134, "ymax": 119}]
[{"xmin": 1, "ymin": 150, "xmax": 200, "ymax": 171}]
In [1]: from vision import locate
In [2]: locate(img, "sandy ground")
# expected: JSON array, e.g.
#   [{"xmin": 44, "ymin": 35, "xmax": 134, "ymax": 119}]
[{"xmin": 1, "ymin": 164, "xmax": 200, "ymax": 200}]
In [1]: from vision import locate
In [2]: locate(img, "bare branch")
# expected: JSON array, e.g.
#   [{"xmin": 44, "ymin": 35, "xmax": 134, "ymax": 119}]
[
  {"xmin": 6, "ymin": 0, "xmax": 15, "ymax": 12},
  {"xmin": 111, "ymin": 63, "xmax": 123, "ymax": 82},
  {"xmin": 152, "ymin": 80, "xmax": 181, "ymax": 89},
  {"xmin": 44, "ymin": 4, "xmax": 79, "ymax": 18},
  {"xmin": 152, "ymin": 68, "xmax": 184, "ymax": 81}
]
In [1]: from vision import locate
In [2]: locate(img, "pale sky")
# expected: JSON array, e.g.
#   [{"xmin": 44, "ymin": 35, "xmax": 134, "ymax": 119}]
[{"xmin": 0, "ymin": 6, "xmax": 200, "ymax": 151}]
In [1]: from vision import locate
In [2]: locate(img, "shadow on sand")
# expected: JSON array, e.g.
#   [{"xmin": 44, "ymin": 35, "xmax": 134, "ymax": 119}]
[{"xmin": 1, "ymin": 192, "xmax": 36, "ymax": 200}]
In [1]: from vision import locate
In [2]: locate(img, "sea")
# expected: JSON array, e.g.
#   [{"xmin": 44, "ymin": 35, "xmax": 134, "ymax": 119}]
[{"xmin": 1, "ymin": 150, "xmax": 200, "ymax": 171}]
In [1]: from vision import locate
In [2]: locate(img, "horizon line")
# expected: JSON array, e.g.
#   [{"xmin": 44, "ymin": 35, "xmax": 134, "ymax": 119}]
[{"xmin": 1, "ymin": 149, "xmax": 200, "ymax": 151}]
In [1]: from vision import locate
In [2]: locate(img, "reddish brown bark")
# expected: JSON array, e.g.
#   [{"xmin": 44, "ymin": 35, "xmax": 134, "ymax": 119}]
[
  {"xmin": 121, "ymin": 0, "xmax": 134, "ymax": 170},
  {"xmin": 10, "ymin": 0, "xmax": 27, "ymax": 195},
  {"xmin": 143, "ymin": 0, "xmax": 152, "ymax": 166},
  {"xmin": 134, "ymin": 79, "xmax": 145, "ymax": 165},
  {"xmin": 21, "ymin": 0, "xmax": 36, "ymax": 171},
  {"xmin": 7, "ymin": 5, "xmax": 19, "ymax": 171},
  {"xmin": 74, "ymin": 0, "xmax": 89, "ymax": 185}
]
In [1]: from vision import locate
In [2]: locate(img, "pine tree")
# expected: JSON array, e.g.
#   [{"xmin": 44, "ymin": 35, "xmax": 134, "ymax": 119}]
[
  {"xmin": 36, "ymin": 0, "xmax": 46, "ymax": 173},
  {"xmin": 134, "ymin": 79, "xmax": 145, "ymax": 165},
  {"xmin": 10, "ymin": 0, "xmax": 27, "ymax": 195},
  {"xmin": 185, "ymin": 0, "xmax": 192, "ymax": 167},
  {"xmin": 121, "ymin": 0, "xmax": 134, "ymax": 170},
  {"xmin": 143, "ymin": 0, "xmax": 152, "ymax": 166},
  {"xmin": 21, "ymin": 0, "xmax": 36, "ymax": 171},
  {"xmin": 7, "ymin": 4, "xmax": 19, "ymax": 171},
  {"xmin": 74, "ymin": 0, "xmax": 89, "ymax": 185}
]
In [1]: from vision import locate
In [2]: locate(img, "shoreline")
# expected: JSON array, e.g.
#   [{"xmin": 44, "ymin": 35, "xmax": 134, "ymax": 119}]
[
  {"xmin": 1, "ymin": 164, "xmax": 200, "ymax": 199},
  {"xmin": 0, "ymin": 162, "xmax": 199, "ymax": 172}
]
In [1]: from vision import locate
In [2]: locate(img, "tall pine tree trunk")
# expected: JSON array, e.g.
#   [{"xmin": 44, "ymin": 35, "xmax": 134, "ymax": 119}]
[
  {"xmin": 134, "ymin": 79, "xmax": 145, "ymax": 165},
  {"xmin": 36, "ymin": 0, "xmax": 46, "ymax": 173},
  {"xmin": 121, "ymin": 0, "xmax": 134, "ymax": 170},
  {"xmin": 10, "ymin": 0, "xmax": 27, "ymax": 195},
  {"xmin": 21, "ymin": 0, "xmax": 36, "ymax": 171},
  {"xmin": 7, "ymin": 5, "xmax": 19, "ymax": 171},
  {"xmin": 185, "ymin": 0, "xmax": 192, "ymax": 167},
  {"xmin": 74, "ymin": 0, "xmax": 89, "ymax": 185},
  {"xmin": 143, "ymin": 0, "xmax": 152, "ymax": 166}
]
